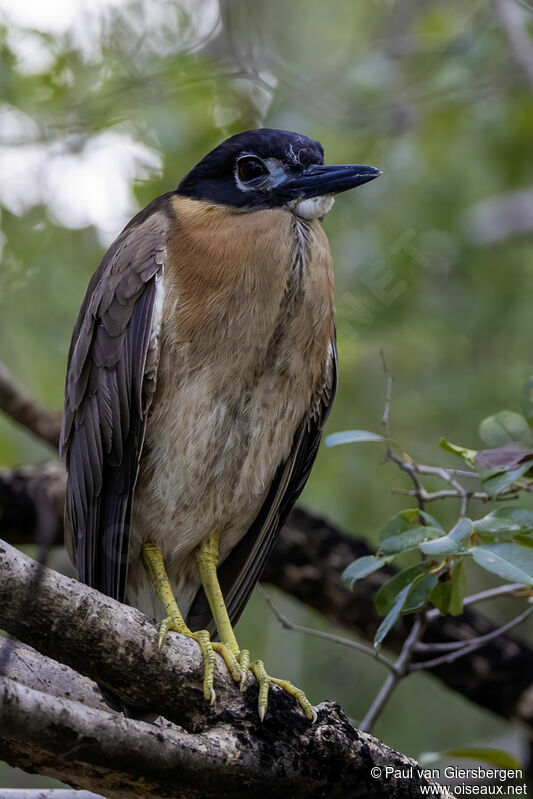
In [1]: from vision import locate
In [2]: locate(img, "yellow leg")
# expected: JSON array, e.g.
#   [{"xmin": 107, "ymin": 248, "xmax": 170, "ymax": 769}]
[
  {"xmin": 195, "ymin": 533, "xmax": 316, "ymax": 723},
  {"xmin": 195, "ymin": 534, "xmax": 250, "ymax": 686},
  {"xmin": 141, "ymin": 541, "xmax": 218, "ymax": 703}
]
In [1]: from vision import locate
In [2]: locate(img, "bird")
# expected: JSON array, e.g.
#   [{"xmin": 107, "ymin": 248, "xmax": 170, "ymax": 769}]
[{"xmin": 60, "ymin": 128, "xmax": 381, "ymax": 722}]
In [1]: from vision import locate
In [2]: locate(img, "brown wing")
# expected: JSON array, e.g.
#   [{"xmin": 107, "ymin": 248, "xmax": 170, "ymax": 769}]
[
  {"xmin": 61, "ymin": 194, "xmax": 172, "ymax": 602},
  {"xmin": 187, "ymin": 334, "xmax": 338, "ymax": 635}
]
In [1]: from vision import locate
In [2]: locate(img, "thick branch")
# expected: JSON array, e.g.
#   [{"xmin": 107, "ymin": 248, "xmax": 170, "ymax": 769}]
[
  {"xmin": 2, "ymin": 463, "xmax": 533, "ymax": 730},
  {"xmin": 0, "ymin": 540, "xmax": 448, "ymax": 799},
  {"xmin": 0, "ymin": 363, "xmax": 61, "ymax": 449}
]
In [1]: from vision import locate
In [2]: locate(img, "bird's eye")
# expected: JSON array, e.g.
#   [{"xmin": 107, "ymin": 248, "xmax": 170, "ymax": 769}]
[{"xmin": 237, "ymin": 156, "xmax": 268, "ymax": 183}]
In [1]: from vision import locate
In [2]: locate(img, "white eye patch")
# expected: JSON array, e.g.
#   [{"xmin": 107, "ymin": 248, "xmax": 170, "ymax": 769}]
[{"xmin": 288, "ymin": 195, "xmax": 335, "ymax": 220}]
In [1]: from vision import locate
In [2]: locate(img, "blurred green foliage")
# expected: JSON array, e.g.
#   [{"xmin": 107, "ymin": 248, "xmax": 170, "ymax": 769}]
[{"xmin": 1, "ymin": 0, "xmax": 533, "ymax": 786}]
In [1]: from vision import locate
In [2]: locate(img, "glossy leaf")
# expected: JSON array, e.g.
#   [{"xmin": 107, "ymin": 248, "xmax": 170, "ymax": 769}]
[
  {"xmin": 440, "ymin": 438, "xmax": 478, "ymax": 468},
  {"xmin": 419, "ymin": 518, "xmax": 472, "ymax": 556},
  {"xmin": 471, "ymin": 543, "xmax": 533, "ymax": 585},
  {"xmin": 430, "ymin": 578, "xmax": 453, "ymax": 615},
  {"xmin": 478, "ymin": 410, "xmax": 532, "ymax": 448},
  {"xmin": 448, "ymin": 561, "xmax": 466, "ymax": 615},
  {"xmin": 380, "ymin": 509, "xmax": 444, "ymax": 542},
  {"xmin": 375, "ymin": 563, "xmax": 428, "ymax": 616},
  {"xmin": 481, "ymin": 460, "xmax": 533, "ymax": 496},
  {"xmin": 379, "ymin": 526, "xmax": 443, "ymax": 555},
  {"xmin": 325, "ymin": 430, "xmax": 387, "ymax": 447},
  {"xmin": 474, "ymin": 506, "xmax": 533, "ymax": 534},
  {"xmin": 402, "ymin": 573, "xmax": 439, "ymax": 614},
  {"xmin": 374, "ymin": 584, "xmax": 411, "ymax": 650},
  {"xmin": 513, "ymin": 534, "xmax": 533, "ymax": 549},
  {"xmin": 476, "ymin": 442, "xmax": 533, "ymax": 470},
  {"xmin": 342, "ymin": 555, "xmax": 388, "ymax": 589}
]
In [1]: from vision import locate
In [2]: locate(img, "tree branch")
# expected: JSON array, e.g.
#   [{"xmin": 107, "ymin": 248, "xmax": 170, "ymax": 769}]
[
  {"xmin": 0, "ymin": 363, "xmax": 61, "ymax": 449},
  {"xmin": 2, "ymin": 462, "xmax": 533, "ymax": 732},
  {"xmin": 0, "ymin": 541, "xmax": 449, "ymax": 799},
  {"xmin": 410, "ymin": 605, "xmax": 533, "ymax": 670}
]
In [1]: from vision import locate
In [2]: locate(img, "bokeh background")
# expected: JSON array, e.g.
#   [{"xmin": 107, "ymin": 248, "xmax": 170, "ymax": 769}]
[{"xmin": 1, "ymin": 0, "xmax": 533, "ymax": 789}]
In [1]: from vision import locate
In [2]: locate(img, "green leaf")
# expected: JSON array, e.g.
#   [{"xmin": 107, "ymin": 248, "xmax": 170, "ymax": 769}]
[
  {"xmin": 481, "ymin": 460, "xmax": 533, "ymax": 495},
  {"xmin": 430, "ymin": 579, "xmax": 452, "ymax": 614},
  {"xmin": 375, "ymin": 564, "xmax": 427, "ymax": 616},
  {"xmin": 479, "ymin": 410, "xmax": 532, "ymax": 447},
  {"xmin": 379, "ymin": 526, "xmax": 443, "ymax": 555},
  {"xmin": 448, "ymin": 561, "xmax": 466, "ymax": 615},
  {"xmin": 342, "ymin": 556, "xmax": 388, "ymax": 589},
  {"xmin": 402, "ymin": 573, "xmax": 440, "ymax": 613},
  {"xmin": 474, "ymin": 506, "xmax": 533, "ymax": 534},
  {"xmin": 440, "ymin": 438, "xmax": 478, "ymax": 468},
  {"xmin": 374, "ymin": 584, "xmax": 411, "ymax": 650},
  {"xmin": 419, "ymin": 748, "xmax": 522, "ymax": 770},
  {"xmin": 379, "ymin": 509, "xmax": 444, "ymax": 542},
  {"xmin": 419, "ymin": 518, "xmax": 473, "ymax": 556},
  {"xmin": 522, "ymin": 375, "xmax": 533, "ymax": 425},
  {"xmin": 471, "ymin": 543, "xmax": 533, "ymax": 585},
  {"xmin": 514, "ymin": 534, "xmax": 533, "ymax": 549},
  {"xmin": 325, "ymin": 430, "xmax": 387, "ymax": 447}
]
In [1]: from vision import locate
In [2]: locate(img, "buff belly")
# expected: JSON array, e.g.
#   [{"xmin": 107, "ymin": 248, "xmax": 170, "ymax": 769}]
[{"xmin": 126, "ymin": 359, "xmax": 307, "ymax": 624}]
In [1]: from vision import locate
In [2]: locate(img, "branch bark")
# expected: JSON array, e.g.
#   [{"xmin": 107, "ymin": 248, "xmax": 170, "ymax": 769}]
[
  {"xmin": 0, "ymin": 541, "xmax": 449, "ymax": 798},
  {"xmin": 2, "ymin": 461, "xmax": 533, "ymax": 731},
  {"xmin": 0, "ymin": 363, "xmax": 62, "ymax": 449}
]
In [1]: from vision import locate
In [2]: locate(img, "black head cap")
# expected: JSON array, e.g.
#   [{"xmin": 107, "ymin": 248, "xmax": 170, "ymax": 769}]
[{"xmin": 177, "ymin": 128, "xmax": 381, "ymax": 212}]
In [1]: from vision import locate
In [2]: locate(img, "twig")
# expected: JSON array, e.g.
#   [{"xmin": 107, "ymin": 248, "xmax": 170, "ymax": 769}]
[
  {"xmin": 387, "ymin": 452, "xmax": 427, "ymax": 513},
  {"xmin": 359, "ymin": 616, "xmax": 424, "ymax": 733},
  {"xmin": 380, "ymin": 350, "xmax": 394, "ymax": 440},
  {"xmin": 416, "ymin": 600, "xmax": 533, "ymax": 652},
  {"xmin": 413, "ymin": 464, "xmax": 478, "ymax": 481},
  {"xmin": 410, "ymin": 605, "xmax": 533, "ymax": 670},
  {"xmin": 391, "ymin": 487, "xmax": 518, "ymax": 503},
  {"xmin": 0, "ymin": 361, "xmax": 61, "ymax": 449},
  {"xmin": 425, "ymin": 583, "xmax": 530, "ymax": 622},
  {"xmin": 258, "ymin": 586, "xmax": 396, "ymax": 673},
  {"xmin": 395, "ymin": 459, "xmax": 472, "ymax": 517}
]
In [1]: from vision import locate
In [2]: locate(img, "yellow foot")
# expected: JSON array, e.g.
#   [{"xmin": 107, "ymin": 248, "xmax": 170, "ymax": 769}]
[
  {"xmin": 249, "ymin": 659, "xmax": 317, "ymax": 723},
  {"xmin": 158, "ymin": 616, "xmax": 220, "ymax": 704}
]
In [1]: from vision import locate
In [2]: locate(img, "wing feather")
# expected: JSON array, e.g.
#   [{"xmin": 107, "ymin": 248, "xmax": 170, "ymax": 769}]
[{"xmin": 61, "ymin": 194, "xmax": 171, "ymax": 602}]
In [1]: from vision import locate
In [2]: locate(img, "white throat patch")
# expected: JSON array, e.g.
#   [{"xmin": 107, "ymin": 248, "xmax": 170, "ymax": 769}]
[{"xmin": 288, "ymin": 195, "xmax": 335, "ymax": 220}]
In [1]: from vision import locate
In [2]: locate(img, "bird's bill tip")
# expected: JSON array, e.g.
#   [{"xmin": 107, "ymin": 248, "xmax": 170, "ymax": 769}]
[{"xmin": 282, "ymin": 163, "xmax": 382, "ymax": 200}]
